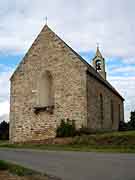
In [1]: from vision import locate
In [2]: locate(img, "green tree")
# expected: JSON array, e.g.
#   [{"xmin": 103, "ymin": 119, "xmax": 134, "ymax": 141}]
[
  {"xmin": 0, "ymin": 121, "xmax": 9, "ymax": 140},
  {"xmin": 128, "ymin": 110, "xmax": 135, "ymax": 130}
]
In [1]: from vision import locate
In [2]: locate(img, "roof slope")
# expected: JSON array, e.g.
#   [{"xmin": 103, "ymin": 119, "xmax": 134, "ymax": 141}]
[
  {"xmin": 47, "ymin": 26, "xmax": 124, "ymax": 100},
  {"xmin": 11, "ymin": 25, "xmax": 124, "ymax": 100}
]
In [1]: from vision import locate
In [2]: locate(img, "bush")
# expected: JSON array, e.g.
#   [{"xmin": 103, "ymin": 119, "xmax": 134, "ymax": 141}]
[
  {"xmin": 56, "ymin": 119, "xmax": 76, "ymax": 137},
  {"xmin": 0, "ymin": 160, "xmax": 9, "ymax": 170},
  {"xmin": 119, "ymin": 111, "xmax": 135, "ymax": 131},
  {"xmin": 119, "ymin": 121, "xmax": 128, "ymax": 131},
  {"xmin": 76, "ymin": 127, "xmax": 92, "ymax": 136}
]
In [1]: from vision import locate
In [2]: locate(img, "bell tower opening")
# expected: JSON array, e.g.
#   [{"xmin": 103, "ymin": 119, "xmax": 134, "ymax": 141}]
[
  {"xmin": 92, "ymin": 46, "xmax": 106, "ymax": 80},
  {"xmin": 95, "ymin": 59, "xmax": 102, "ymax": 71}
]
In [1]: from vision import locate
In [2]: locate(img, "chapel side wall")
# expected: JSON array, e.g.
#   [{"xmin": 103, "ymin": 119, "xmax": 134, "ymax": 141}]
[
  {"xmin": 10, "ymin": 27, "xmax": 87, "ymax": 143},
  {"xmin": 120, "ymin": 102, "xmax": 124, "ymax": 122},
  {"xmin": 10, "ymin": 80, "xmax": 16, "ymax": 142},
  {"xmin": 87, "ymin": 73, "xmax": 124, "ymax": 131}
]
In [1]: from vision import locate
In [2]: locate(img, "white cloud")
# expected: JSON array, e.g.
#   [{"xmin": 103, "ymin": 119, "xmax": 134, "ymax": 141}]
[
  {"xmin": 0, "ymin": 65, "xmax": 12, "ymax": 101},
  {"xmin": 0, "ymin": 101, "xmax": 9, "ymax": 117},
  {"xmin": 0, "ymin": 66, "xmax": 13, "ymax": 122},
  {"xmin": 0, "ymin": 114, "xmax": 9, "ymax": 123},
  {"xmin": 0, "ymin": 0, "xmax": 135, "ymax": 122},
  {"xmin": 0, "ymin": 0, "xmax": 135, "ymax": 59},
  {"xmin": 108, "ymin": 76, "xmax": 135, "ymax": 121},
  {"xmin": 110, "ymin": 66, "xmax": 135, "ymax": 74},
  {"xmin": 122, "ymin": 58, "xmax": 135, "ymax": 65}
]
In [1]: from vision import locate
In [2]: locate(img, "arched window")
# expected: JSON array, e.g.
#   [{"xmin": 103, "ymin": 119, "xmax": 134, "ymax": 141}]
[
  {"xmin": 111, "ymin": 100, "xmax": 114, "ymax": 126},
  {"xmin": 118, "ymin": 104, "xmax": 121, "ymax": 121},
  {"xmin": 100, "ymin": 94, "xmax": 104, "ymax": 127},
  {"xmin": 38, "ymin": 71, "xmax": 54, "ymax": 107}
]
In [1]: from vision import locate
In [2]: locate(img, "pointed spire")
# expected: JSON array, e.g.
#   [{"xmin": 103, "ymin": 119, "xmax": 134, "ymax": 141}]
[{"xmin": 96, "ymin": 44, "xmax": 103, "ymax": 58}]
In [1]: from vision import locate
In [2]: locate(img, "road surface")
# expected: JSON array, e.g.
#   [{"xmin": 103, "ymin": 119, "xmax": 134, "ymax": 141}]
[{"xmin": 0, "ymin": 148, "xmax": 135, "ymax": 180}]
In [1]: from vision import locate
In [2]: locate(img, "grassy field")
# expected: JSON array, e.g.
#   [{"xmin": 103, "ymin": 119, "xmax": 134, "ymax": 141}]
[{"xmin": 0, "ymin": 131, "xmax": 135, "ymax": 153}]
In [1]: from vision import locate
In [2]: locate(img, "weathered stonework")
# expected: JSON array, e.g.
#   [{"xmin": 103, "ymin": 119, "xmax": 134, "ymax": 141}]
[
  {"xmin": 10, "ymin": 25, "xmax": 124, "ymax": 143},
  {"xmin": 87, "ymin": 73, "xmax": 124, "ymax": 131}
]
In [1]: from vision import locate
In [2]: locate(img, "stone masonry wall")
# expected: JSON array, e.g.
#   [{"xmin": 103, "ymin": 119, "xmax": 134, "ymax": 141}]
[
  {"xmin": 10, "ymin": 26, "xmax": 87, "ymax": 143},
  {"xmin": 87, "ymin": 73, "xmax": 124, "ymax": 131}
]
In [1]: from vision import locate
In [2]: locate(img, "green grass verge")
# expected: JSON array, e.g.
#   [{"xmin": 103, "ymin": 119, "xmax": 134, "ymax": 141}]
[
  {"xmin": 0, "ymin": 160, "xmax": 41, "ymax": 176},
  {"xmin": 0, "ymin": 131, "xmax": 135, "ymax": 153},
  {"xmin": 0, "ymin": 143, "xmax": 135, "ymax": 153}
]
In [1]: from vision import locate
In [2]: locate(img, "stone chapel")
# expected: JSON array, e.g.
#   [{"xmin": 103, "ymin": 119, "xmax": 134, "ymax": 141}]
[{"xmin": 10, "ymin": 25, "xmax": 124, "ymax": 142}]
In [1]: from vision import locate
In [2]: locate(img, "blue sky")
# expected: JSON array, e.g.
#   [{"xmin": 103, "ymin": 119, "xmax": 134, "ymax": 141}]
[{"xmin": 0, "ymin": 0, "xmax": 135, "ymax": 122}]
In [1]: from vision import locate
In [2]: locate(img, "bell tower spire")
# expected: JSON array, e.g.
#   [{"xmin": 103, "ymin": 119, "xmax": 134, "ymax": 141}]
[{"xmin": 92, "ymin": 46, "xmax": 106, "ymax": 80}]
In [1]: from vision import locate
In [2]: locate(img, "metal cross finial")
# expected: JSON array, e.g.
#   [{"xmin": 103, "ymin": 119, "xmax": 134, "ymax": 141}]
[
  {"xmin": 96, "ymin": 42, "xmax": 99, "ymax": 48},
  {"xmin": 45, "ymin": 16, "xmax": 48, "ymax": 25}
]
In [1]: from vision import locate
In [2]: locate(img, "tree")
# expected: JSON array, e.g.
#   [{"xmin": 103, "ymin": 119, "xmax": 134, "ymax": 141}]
[
  {"xmin": 0, "ymin": 121, "xmax": 9, "ymax": 140},
  {"xmin": 128, "ymin": 110, "xmax": 135, "ymax": 130}
]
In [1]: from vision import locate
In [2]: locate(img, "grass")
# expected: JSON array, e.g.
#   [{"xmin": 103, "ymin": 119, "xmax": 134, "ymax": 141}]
[
  {"xmin": 0, "ymin": 131, "xmax": 135, "ymax": 153},
  {"xmin": 0, "ymin": 160, "xmax": 41, "ymax": 176},
  {"xmin": 97, "ymin": 130, "xmax": 135, "ymax": 137},
  {"xmin": 0, "ymin": 143, "xmax": 135, "ymax": 153},
  {"xmin": 0, "ymin": 140, "xmax": 8, "ymax": 144}
]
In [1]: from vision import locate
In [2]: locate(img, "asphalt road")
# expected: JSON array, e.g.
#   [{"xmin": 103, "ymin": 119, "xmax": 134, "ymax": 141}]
[{"xmin": 0, "ymin": 148, "xmax": 135, "ymax": 180}]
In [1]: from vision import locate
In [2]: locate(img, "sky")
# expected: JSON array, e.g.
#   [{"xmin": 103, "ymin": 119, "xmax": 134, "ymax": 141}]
[{"xmin": 0, "ymin": 0, "xmax": 135, "ymax": 122}]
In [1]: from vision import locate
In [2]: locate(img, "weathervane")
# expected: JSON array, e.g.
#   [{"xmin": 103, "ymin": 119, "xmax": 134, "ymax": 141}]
[{"xmin": 45, "ymin": 16, "xmax": 48, "ymax": 25}]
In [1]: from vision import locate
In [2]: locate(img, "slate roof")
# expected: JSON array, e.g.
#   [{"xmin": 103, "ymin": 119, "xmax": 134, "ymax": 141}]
[
  {"xmin": 49, "ymin": 25, "xmax": 124, "ymax": 101},
  {"xmin": 11, "ymin": 25, "xmax": 124, "ymax": 100},
  {"xmin": 65, "ymin": 44, "xmax": 124, "ymax": 100}
]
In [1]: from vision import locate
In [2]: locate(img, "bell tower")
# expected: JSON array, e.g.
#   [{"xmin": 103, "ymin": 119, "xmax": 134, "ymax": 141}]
[{"xmin": 92, "ymin": 46, "xmax": 106, "ymax": 80}]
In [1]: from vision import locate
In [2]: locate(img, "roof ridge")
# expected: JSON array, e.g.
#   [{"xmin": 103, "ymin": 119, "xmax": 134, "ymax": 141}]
[
  {"xmin": 10, "ymin": 24, "xmax": 124, "ymax": 100},
  {"xmin": 45, "ymin": 26, "xmax": 123, "ymax": 100}
]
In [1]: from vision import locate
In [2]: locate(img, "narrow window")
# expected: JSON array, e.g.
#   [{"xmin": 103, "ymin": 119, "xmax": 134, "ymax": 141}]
[
  {"xmin": 118, "ymin": 104, "xmax": 121, "ymax": 121},
  {"xmin": 111, "ymin": 100, "xmax": 114, "ymax": 126},
  {"xmin": 38, "ymin": 71, "xmax": 54, "ymax": 107},
  {"xmin": 100, "ymin": 94, "xmax": 104, "ymax": 127}
]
